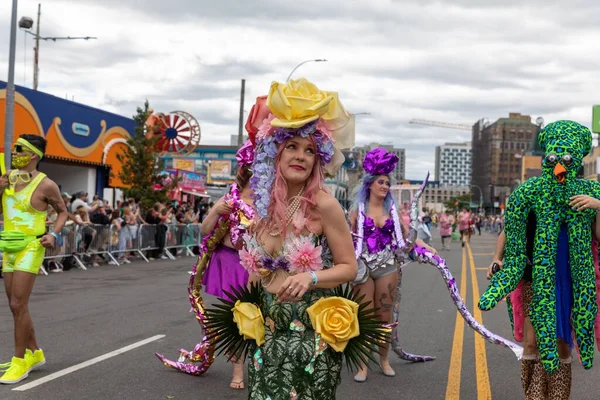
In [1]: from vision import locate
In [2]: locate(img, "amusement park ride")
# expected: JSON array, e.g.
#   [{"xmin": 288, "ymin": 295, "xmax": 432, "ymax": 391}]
[{"xmin": 145, "ymin": 110, "xmax": 202, "ymax": 156}]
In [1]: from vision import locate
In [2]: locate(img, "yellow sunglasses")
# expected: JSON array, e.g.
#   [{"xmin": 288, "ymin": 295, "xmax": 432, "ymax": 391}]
[{"xmin": 8, "ymin": 171, "xmax": 33, "ymax": 185}]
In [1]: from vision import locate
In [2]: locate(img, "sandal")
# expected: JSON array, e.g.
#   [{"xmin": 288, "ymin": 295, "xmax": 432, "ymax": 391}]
[{"xmin": 230, "ymin": 380, "xmax": 244, "ymax": 390}]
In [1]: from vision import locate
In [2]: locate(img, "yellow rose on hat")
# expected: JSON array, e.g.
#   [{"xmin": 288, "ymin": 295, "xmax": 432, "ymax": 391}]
[
  {"xmin": 307, "ymin": 296, "xmax": 360, "ymax": 352},
  {"xmin": 267, "ymin": 78, "xmax": 334, "ymax": 128},
  {"xmin": 232, "ymin": 301, "xmax": 266, "ymax": 346}
]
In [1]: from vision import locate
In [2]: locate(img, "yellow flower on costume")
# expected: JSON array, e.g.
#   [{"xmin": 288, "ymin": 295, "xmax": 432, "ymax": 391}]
[
  {"xmin": 267, "ymin": 78, "xmax": 334, "ymax": 128},
  {"xmin": 307, "ymin": 297, "xmax": 360, "ymax": 352},
  {"xmin": 232, "ymin": 301, "xmax": 266, "ymax": 346}
]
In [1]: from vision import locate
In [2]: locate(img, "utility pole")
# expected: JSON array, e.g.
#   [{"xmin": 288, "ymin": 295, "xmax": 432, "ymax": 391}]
[
  {"xmin": 237, "ymin": 79, "xmax": 245, "ymax": 147},
  {"xmin": 33, "ymin": 3, "xmax": 40, "ymax": 90},
  {"xmin": 19, "ymin": 3, "xmax": 96, "ymax": 91},
  {"xmin": 4, "ymin": 0, "xmax": 19, "ymax": 169}
]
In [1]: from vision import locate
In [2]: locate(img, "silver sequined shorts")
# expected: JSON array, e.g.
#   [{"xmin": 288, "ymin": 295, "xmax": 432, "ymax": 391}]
[{"xmin": 353, "ymin": 246, "xmax": 400, "ymax": 284}]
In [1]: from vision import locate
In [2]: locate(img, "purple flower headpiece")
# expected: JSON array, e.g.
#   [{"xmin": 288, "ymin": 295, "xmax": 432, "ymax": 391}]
[
  {"xmin": 236, "ymin": 140, "xmax": 255, "ymax": 167},
  {"xmin": 363, "ymin": 148, "xmax": 399, "ymax": 176}
]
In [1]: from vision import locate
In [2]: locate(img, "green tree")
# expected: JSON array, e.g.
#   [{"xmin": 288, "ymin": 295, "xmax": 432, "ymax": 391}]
[
  {"xmin": 443, "ymin": 194, "xmax": 471, "ymax": 214},
  {"xmin": 116, "ymin": 101, "xmax": 177, "ymax": 211}
]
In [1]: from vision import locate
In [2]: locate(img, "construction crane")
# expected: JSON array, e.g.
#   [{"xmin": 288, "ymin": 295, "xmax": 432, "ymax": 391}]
[{"xmin": 409, "ymin": 119, "xmax": 472, "ymax": 131}]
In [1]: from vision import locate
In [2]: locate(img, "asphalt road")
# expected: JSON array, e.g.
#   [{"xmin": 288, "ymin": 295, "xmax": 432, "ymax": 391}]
[{"xmin": 1, "ymin": 231, "xmax": 599, "ymax": 400}]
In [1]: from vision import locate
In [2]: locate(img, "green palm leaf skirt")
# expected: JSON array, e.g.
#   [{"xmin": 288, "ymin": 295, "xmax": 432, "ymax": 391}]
[{"xmin": 205, "ymin": 283, "xmax": 390, "ymax": 399}]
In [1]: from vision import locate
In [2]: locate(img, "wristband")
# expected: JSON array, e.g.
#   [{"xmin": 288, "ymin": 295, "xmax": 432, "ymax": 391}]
[
  {"xmin": 309, "ymin": 271, "xmax": 318, "ymax": 287},
  {"xmin": 50, "ymin": 231, "xmax": 63, "ymax": 247}
]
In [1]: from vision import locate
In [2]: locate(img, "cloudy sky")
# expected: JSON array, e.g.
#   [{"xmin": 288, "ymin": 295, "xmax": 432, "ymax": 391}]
[{"xmin": 1, "ymin": 0, "xmax": 599, "ymax": 179}]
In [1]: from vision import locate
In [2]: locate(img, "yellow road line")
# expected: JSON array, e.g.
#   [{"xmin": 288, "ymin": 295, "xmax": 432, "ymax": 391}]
[
  {"xmin": 445, "ymin": 247, "xmax": 467, "ymax": 399},
  {"xmin": 467, "ymin": 243, "xmax": 492, "ymax": 399}
]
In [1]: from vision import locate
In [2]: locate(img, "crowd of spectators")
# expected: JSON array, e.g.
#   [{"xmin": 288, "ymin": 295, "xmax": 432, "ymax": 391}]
[{"xmin": 34, "ymin": 191, "xmax": 204, "ymax": 273}]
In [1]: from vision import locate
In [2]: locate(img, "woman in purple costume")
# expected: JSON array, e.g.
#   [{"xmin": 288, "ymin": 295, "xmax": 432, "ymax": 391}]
[
  {"xmin": 199, "ymin": 143, "xmax": 255, "ymax": 390},
  {"xmin": 350, "ymin": 148, "xmax": 437, "ymax": 382}
]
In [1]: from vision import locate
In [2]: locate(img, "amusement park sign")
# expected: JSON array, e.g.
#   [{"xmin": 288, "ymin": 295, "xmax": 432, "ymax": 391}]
[
  {"xmin": 179, "ymin": 170, "xmax": 206, "ymax": 193},
  {"xmin": 154, "ymin": 169, "xmax": 206, "ymax": 195}
]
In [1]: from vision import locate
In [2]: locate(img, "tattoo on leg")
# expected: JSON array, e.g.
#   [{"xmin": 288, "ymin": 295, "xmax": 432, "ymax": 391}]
[
  {"xmin": 388, "ymin": 283, "xmax": 396, "ymax": 303},
  {"xmin": 379, "ymin": 293, "xmax": 387, "ymax": 308},
  {"xmin": 377, "ymin": 289, "xmax": 393, "ymax": 312}
]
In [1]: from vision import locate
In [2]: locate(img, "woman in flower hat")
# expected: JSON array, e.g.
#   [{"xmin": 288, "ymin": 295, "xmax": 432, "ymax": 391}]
[
  {"xmin": 210, "ymin": 78, "xmax": 384, "ymax": 399},
  {"xmin": 155, "ymin": 141, "xmax": 255, "ymax": 389},
  {"xmin": 350, "ymin": 148, "xmax": 437, "ymax": 382}
]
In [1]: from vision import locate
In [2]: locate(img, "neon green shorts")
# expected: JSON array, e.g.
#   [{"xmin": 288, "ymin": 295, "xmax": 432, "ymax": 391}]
[{"xmin": 2, "ymin": 240, "xmax": 45, "ymax": 274}]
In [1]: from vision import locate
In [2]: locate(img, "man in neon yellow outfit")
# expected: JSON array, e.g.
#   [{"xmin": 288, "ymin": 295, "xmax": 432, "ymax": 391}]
[{"xmin": 0, "ymin": 134, "xmax": 68, "ymax": 384}]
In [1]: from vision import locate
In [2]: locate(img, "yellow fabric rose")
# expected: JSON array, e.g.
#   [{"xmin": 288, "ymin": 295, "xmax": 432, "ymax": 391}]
[
  {"xmin": 232, "ymin": 301, "xmax": 266, "ymax": 346},
  {"xmin": 267, "ymin": 78, "xmax": 334, "ymax": 128},
  {"xmin": 307, "ymin": 297, "xmax": 360, "ymax": 352}
]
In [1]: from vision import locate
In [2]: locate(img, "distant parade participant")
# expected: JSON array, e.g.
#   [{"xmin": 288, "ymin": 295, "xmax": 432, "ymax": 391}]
[
  {"xmin": 457, "ymin": 208, "xmax": 472, "ymax": 247},
  {"xmin": 439, "ymin": 210, "xmax": 454, "ymax": 251},
  {"xmin": 350, "ymin": 147, "xmax": 437, "ymax": 382},
  {"xmin": 0, "ymin": 135, "xmax": 68, "ymax": 384}
]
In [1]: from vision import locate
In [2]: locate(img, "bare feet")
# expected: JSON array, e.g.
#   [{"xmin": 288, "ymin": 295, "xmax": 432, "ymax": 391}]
[{"xmin": 230, "ymin": 360, "xmax": 244, "ymax": 390}]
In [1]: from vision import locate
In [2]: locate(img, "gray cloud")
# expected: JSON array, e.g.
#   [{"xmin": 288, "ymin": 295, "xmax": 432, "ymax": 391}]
[{"xmin": 1, "ymin": 0, "xmax": 599, "ymax": 181}]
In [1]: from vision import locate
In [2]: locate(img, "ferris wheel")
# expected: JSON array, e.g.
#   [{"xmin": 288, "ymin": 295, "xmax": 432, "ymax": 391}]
[{"xmin": 149, "ymin": 110, "xmax": 201, "ymax": 156}]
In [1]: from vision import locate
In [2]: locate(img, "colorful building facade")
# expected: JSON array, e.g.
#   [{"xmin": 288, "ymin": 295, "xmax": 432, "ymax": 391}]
[{"xmin": 0, "ymin": 82, "xmax": 134, "ymax": 197}]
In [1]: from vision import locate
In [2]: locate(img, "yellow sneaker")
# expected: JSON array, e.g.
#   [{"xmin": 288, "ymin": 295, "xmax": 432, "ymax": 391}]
[
  {"xmin": 25, "ymin": 349, "xmax": 45, "ymax": 372},
  {"xmin": 0, "ymin": 361, "xmax": 11, "ymax": 373},
  {"xmin": 0, "ymin": 357, "xmax": 29, "ymax": 384}
]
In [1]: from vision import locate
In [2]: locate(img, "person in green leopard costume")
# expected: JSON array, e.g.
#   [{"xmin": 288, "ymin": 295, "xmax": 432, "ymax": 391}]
[{"xmin": 479, "ymin": 120, "xmax": 600, "ymax": 399}]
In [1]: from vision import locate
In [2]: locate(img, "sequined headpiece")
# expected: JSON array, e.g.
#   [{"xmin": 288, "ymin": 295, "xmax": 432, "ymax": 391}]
[{"xmin": 362, "ymin": 148, "xmax": 399, "ymax": 176}]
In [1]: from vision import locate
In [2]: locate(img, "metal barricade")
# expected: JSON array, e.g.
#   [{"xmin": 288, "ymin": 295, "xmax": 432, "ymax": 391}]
[
  {"xmin": 185, "ymin": 223, "xmax": 201, "ymax": 253},
  {"xmin": 164, "ymin": 224, "xmax": 197, "ymax": 258},
  {"xmin": 78, "ymin": 224, "xmax": 119, "ymax": 265},
  {"xmin": 45, "ymin": 223, "xmax": 87, "ymax": 271},
  {"xmin": 107, "ymin": 223, "xmax": 142, "ymax": 265},
  {"xmin": 138, "ymin": 224, "xmax": 163, "ymax": 262}
]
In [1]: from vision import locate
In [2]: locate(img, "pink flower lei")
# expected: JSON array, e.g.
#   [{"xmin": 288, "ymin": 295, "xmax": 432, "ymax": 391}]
[
  {"xmin": 200, "ymin": 183, "xmax": 254, "ymax": 252},
  {"xmin": 239, "ymin": 233, "xmax": 323, "ymax": 275},
  {"xmin": 224, "ymin": 183, "xmax": 255, "ymax": 247}
]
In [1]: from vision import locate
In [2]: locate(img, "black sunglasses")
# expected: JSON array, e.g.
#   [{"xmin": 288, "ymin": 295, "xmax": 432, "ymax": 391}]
[{"xmin": 13, "ymin": 145, "xmax": 29, "ymax": 153}]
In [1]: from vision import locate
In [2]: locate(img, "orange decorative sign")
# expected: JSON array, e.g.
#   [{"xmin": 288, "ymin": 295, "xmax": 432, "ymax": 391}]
[{"xmin": 173, "ymin": 158, "xmax": 195, "ymax": 172}]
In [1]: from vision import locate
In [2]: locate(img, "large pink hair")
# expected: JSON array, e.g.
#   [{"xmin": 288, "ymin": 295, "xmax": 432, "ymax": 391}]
[{"xmin": 258, "ymin": 135, "xmax": 327, "ymax": 238}]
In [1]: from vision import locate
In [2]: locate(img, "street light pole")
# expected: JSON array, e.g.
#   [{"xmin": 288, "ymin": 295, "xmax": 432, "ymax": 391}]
[
  {"xmin": 237, "ymin": 79, "xmax": 245, "ymax": 147},
  {"xmin": 4, "ymin": 0, "xmax": 19, "ymax": 169},
  {"xmin": 20, "ymin": 3, "xmax": 97, "ymax": 91},
  {"xmin": 33, "ymin": 3, "xmax": 40, "ymax": 90},
  {"xmin": 470, "ymin": 184, "xmax": 483, "ymax": 211},
  {"xmin": 286, "ymin": 59, "xmax": 327, "ymax": 82}
]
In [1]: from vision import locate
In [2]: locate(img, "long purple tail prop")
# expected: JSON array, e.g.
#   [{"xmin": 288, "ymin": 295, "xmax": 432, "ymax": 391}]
[{"xmin": 402, "ymin": 172, "xmax": 522, "ymax": 359}]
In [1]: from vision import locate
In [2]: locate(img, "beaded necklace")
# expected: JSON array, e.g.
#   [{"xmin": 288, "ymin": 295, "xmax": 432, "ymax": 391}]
[{"xmin": 269, "ymin": 184, "xmax": 306, "ymax": 237}]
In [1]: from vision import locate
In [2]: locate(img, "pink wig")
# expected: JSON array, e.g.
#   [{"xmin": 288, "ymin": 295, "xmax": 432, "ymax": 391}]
[{"xmin": 259, "ymin": 135, "xmax": 326, "ymax": 238}]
